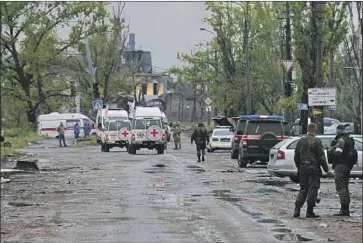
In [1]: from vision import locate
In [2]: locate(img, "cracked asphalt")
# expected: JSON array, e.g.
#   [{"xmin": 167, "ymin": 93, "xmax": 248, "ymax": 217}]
[{"xmin": 1, "ymin": 134, "xmax": 362, "ymax": 243}]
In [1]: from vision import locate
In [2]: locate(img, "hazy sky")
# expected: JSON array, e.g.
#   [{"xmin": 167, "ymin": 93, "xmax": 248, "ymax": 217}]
[{"xmin": 113, "ymin": 1, "xmax": 212, "ymax": 70}]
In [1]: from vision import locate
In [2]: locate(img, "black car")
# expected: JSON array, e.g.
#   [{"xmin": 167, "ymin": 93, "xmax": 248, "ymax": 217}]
[{"xmin": 237, "ymin": 115, "xmax": 289, "ymax": 168}]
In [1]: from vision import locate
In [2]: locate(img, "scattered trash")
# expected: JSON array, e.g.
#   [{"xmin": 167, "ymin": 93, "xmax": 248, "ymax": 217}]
[
  {"xmin": 318, "ymin": 223, "xmax": 328, "ymax": 228},
  {"xmin": 328, "ymin": 238, "xmax": 334, "ymax": 241}
]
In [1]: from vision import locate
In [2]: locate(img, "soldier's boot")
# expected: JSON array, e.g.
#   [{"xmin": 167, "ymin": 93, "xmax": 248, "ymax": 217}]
[
  {"xmin": 202, "ymin": 156, "xmax": 205, "ymax": 162},
  {"xmin": 334, "ymin": 204, "xmax": 350, "ymax": 216},
  {"xmin": 293, "ymin": 206, "xmax": 301, "ymax": 218},
  {"xmin": 197, "ymin": 156, "xmax": 201, "ymax": 163},
  {"xmin": 306, "ymin": 206, "xmax": 320, "ymax": 218}
]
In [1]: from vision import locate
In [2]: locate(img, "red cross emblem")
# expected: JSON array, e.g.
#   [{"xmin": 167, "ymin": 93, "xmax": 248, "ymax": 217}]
[
  {"xmin": 150, "ymin": 128, "xmax": 159, "ymax": 137},
  {"xmin": 121, "ymin": 130, "xmax": 129, "ymax": 137}
]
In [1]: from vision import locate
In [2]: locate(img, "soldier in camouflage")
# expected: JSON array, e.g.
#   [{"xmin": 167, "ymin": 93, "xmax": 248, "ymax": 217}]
[
  {"xmin": 293, "ymin": 123, "xmax": 332, "ymax": 218},
  {"xmin": 328, "ymin": 124, "xmax": 357, "ymax": 216},
  {"xmin": 173, "ymin": 122, "xmax": 181, "ymax": 150},
  {"xmin": 191, "ymin": 123, "xmax": 210, "ymax": 162}
]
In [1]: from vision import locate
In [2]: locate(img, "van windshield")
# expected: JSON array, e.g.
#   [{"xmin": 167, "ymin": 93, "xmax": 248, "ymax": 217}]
[
  {"xmin": 134, "ymin": 119, "xmax": 162, "ymax": 130},
  {"xmin": 116, "ymin": 120, "xmax": 131, "ymax": 130},
  {"xmin": 106, "ymin": 122, "xmax": 118, "ymax": 131}
]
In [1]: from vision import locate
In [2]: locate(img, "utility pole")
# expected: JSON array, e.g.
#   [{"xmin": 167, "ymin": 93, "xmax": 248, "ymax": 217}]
[
  {"xmin": 285, "ymin": 1, "xmax": 293, "ymax": 124},
  {"xmin": 311, "ymin": 2, "xmax": 325, "ymax": 134},
  {"xmin": 361, "ymin": 15, "xmax": 363, "ymax": 135}
]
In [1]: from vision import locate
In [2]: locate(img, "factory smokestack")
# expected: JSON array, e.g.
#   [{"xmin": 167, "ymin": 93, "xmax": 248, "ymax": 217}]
[{"xmin": 129, "ymin": 33, "xmax": 135, "ymax": 51}]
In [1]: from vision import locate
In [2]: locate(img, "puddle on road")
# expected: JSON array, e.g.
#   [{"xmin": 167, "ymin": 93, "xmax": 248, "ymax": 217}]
[
  {"xmin": 257, "ymin": 187, "xmax": 282, "ymax": 194},
  {"xmin": 212, "ymin": 189, "xmax": 240, "ymax": 203},
  {"xmin": 271, "ymin": 228, "xmax": 292, "ymax": 233},
  {"xmin": 257, "ymin": 218, "xmax": 281, "ymax": 224},
  {"xmin": 246, "ymin": 179, "xmax": 290, "ymax": 187},
  {"xmin": 8, "ymin": 202, "xmax": 43, "ymax": 207},
  {"xmin": 154, "ymin": 164, "xmax": 166, "ymax": 168},
  {"xmin": 211, "ymin": 189, "xmax": 315, "ymax": 242},
  {"xmin": 273, "ymin": 233, "xmax": 312, "ymax": 242},
  {"xmin": 186, "ymin": 165, "xmax": 206, "ymax": 173}
]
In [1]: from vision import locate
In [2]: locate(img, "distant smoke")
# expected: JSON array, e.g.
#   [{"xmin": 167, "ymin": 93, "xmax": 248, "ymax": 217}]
[{"xmin": 129, "ymin": 33, "xmax": 135, "ymax": 51}]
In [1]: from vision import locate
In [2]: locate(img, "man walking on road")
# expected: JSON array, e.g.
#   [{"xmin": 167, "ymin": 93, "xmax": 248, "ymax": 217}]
[
  {"xmin": 293, "ymin": 123, "xmax": 331, "ymax": 218},
  {"xmin": 57, "ymin": 122, "xmax": 67, "ymax": 147},
  {"xmin": 173, "ymin": 122, "xmax": 181, "ymax": 150},
  {"xmin": 328, "ymin": 124, "xmax": 357, "ymax": 216},
  {"xmin": 191, "ymin": 123, "xmax": 210, "ymax": 162}
]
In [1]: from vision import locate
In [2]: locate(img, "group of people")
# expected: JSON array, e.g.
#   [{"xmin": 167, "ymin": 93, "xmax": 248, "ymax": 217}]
[
  {"xmin": 293, "ymin": 123, "xmax": 358, "ymax": 218},
  {"xmin": 56, "ymin": 121, "xmax": 92, "ymax": 147}
]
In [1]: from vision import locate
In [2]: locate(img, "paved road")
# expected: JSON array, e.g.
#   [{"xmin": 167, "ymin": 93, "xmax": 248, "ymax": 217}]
[{"xmin": 1, "ymin": 135, "xmax": 362, "ymax": 243}]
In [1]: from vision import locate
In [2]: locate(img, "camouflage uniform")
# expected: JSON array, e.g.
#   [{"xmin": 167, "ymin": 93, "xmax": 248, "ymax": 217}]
[
  {"xmin": 294, "ymin": 134, "xmax": 329, "ymax": 218},
  {"xmin": 173, "ymin": 123, "xmax": 181, "ymax": 149},
  {"xmin": 328, "ymin": 124, "xmax": 357, "ymax": 216},
  {"xmin": 191, "ymin": 123, "xmax": 210, "ymax": 162}
]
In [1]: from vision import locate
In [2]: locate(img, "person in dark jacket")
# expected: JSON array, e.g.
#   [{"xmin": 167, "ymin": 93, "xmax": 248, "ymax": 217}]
[
  {"xmin": 293, "ymin": 123, "xmax": 331, "ymax": 218},
  {"xmin": 73, "ymin": 122, "xmax": 80, "ymax": 139},
  {"xmin": 328, "ymin": 124, "xmax": 357, "ymax": 216},
  {"xmin": 191, "ymin": 123, "xmax": 210, "ymax": 162}
]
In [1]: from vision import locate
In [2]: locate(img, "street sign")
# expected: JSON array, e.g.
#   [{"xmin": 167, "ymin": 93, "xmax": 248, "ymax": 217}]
[
  {"xmin": 204, "ymin": 96, "xmax": 213, "ymax": 106},
  {"xmin": 281, "ymin": 60, "xmax": 294, "ymax": 72},
  {"xmin": 328, "ymin": 105, "xmax": 336, "ymax": 111},
  {"xmin": 308, "ymin": 88, "xmax": 336, "ymax": 106},
  {"xmin": 206, "ymin": 105, "xmax": 212, "ymax": 112},
  {"xmin": 92, "ymin": 100, "xmax": 103, "ymax": 110},
  {"xmin": 297, "ymin": 103, "xmax": 308, "ymax": 110}
]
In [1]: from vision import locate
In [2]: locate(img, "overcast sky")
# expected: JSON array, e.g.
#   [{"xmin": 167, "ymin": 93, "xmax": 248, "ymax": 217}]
[{"xmin": 112, "ymin": 1, "xmax": 211, "ymax": 70}]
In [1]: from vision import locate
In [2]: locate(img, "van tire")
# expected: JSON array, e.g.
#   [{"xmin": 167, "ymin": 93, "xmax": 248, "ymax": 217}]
[
  {"xmin": 157, "ymin": 148, "xmax": 164, "ymax": 154},
  {"xmin": 130, "ymin": 145, "xmax": 136, "ymax": 154},
  {"xmin": 101, "ymin": 144, "xmax": 105, "ymax": 152},
  {"xmin": 105, "ymin": 145, "xmax": 110, "ymax": 152}
]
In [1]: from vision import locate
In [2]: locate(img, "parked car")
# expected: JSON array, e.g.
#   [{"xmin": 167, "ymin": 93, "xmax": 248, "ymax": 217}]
[
  {"xmin": 291, "ymin": 117, "xmax": 341, "ymax": 136},
  {"xmin": 207, "ymin": 128, "xmax": 234, "ymax": 152},
  {"xmin": 236, "ymin": 115, "xmax": 289, "ymax": 168},
  {"xmin": 267, "ymin": 135, "xmax": 363, "ymax": 183}
]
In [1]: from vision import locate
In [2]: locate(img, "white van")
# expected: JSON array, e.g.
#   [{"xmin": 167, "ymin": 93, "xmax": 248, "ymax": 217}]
[
  {"xmin": 95, "ymin": 108, "xmax": 129, "ymax": 143},
  {"xmin": 128, "ymin": 106, "xmax": 166, "ymax": 154},
  {"xmin": 37, "ymin": 112, "xmax": 96, "ymax": 138}
]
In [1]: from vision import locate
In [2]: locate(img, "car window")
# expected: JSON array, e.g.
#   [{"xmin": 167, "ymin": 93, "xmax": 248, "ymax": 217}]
[
  {"xmin": 354, "ymin": 139, "xmax": 362, "ymax": 151},
  {"xmin": 134, "ymin": 119, "xmax": 162, "ymax": 129},
  {"xmin": 324, "ymin": 119, "xmax": 333, "ymax": 127},
  {"xmin": 287, "ymin": 140, "xmax": 299, "ymax": 149},
  {"xmin": 319, "ymin": 137, "xmax": 334, "ymax": 149},
  {"xmin": 236, "ymin": 120, "xmax": 246, "ymax": 134},
  {"xmin": 213, "ymin": 129, "xmax": 233, "ymax": 136},
  {"xmin": 246, "ymin": 121, "xmax": 283, "ymax": 135},
  {"xmin": 272, "ymin": 139, "xmax": 293, "ymax": 149},
  {"xmin": 331, "ymin": 120, "xmax": 340, "ymax": 125}
]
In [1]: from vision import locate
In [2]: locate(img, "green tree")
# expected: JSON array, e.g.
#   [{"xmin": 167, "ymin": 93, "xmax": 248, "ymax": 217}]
[{"xmin": 1, "ymin": 2, "xmax": 108, "ymax": 124}]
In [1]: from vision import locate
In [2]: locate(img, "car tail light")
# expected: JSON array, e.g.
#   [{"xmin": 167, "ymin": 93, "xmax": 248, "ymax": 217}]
[
  {"xmin": 162, "ymin": 133, "xmax": 166, "ymax": 141},
  {"xmin": 233, "ymin": 133, "xmax": 239, "ymax": 141},
  {"xmin": 277, "ymin": 149, "xmax": 285, "ymax": 160},
  {"xmin": 241, "ymin": 135, "xmax": 247, "ymax": 147},
  {"xmin": 131, "ymin": 134, "xmax": 135, "ymax": 141},
  {"xmin": 277, "ymin": 136, "xmax": 289, "ymax": 140}
]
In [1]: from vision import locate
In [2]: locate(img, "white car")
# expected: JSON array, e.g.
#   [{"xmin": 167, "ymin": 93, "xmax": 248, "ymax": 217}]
[
  {"xmin": 267, "ymin": 135, "xmax": 363, "ymax": 183},
  {"xmin": 207, "ymin": 128, "xmax": 234, "ymax": 152}
]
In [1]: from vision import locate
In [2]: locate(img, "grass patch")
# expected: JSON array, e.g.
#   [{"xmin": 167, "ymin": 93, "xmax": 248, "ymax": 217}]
[
  {"xmin": 73, "ymin": 135, "xmax": 98, "ymax": 147},
  {"xmin": 1, "ymin": 128, "xmax": 51, "ymax": 158}
]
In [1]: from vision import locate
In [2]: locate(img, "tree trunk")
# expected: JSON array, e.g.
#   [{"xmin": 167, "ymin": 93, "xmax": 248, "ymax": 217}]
[{"xmin": 26, "ymin": 103, "xmax": 37, "ymax": 125}]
